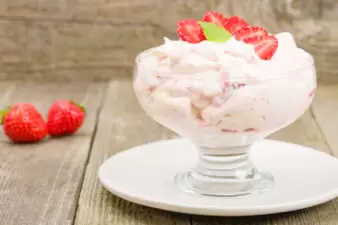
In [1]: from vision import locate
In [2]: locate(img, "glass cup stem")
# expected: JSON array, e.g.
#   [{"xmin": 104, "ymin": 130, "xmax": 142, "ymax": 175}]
[{"xmin": 175, "ymin": 145, "xmax": 274, "ymax": 196}]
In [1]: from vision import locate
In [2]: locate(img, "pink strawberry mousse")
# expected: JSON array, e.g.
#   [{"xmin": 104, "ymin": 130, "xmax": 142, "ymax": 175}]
[{"xmin": 133, "ymin": 33, "xmax": 316, "ymax": 147}]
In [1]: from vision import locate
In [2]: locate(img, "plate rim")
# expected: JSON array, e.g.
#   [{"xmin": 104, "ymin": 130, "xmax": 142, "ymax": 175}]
[{"xmin": 98, "ymin": 138, "xmax": 338, "ymax": 216}]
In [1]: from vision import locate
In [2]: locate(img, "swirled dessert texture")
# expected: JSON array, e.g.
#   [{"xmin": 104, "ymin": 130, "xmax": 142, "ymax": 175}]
[{"xmin": 134, "ymin": 33, "xmax": 315, "ymax": 146}]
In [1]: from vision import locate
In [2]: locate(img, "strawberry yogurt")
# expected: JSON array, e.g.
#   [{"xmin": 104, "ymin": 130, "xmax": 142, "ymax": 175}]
[{"xmin": 133, "ymin": 32, "xmax": 316, "ymax": 147}]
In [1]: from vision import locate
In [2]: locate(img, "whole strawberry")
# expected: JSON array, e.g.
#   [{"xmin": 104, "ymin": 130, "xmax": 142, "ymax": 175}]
[
  {"xmin": 1, "ymin": 103, "xmax": 47, "ymax": 143},
  {"xmin": 47, "ymin": 100, "xmax": 85, "ymax": 137}
]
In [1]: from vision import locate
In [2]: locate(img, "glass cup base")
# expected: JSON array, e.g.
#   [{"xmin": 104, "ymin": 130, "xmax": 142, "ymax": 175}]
[
  {"xmin": 174, "ymin": 144, "xmax": 274, "ymax": 197},
  {"xmin": 175, "ymin": 171, "xmax": 274, "ymax": 197}
]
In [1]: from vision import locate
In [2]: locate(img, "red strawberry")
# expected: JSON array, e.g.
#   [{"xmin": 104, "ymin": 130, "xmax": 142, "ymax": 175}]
[
  {"xmin": 233, "ymin": 26, "xmax": 268, "ymax": 43},
  {"xmin": 253, "ymin": 35, "xmax": 278, "ymax": 60},
  {"xmin": 224, "ymin": 16, "xmax": 249, "ymax": 34},
  {"xmin": 177, "ymin": 19, "xmax": 206, "ymax": 44},
  {"xmin": 47, "ymin": 100, "xmax": 85, "ymax": 137},
  {"xmin": 221, "ymin": 129, "xmax": 237, "ymax": 133},
  {"xmin": 1, "ymin": 103, "xmax": 47, "ymax": 143},
  {"xmin": 244, "ymin": 128, "xmax": 259, "ymax": 132},
  {"xmin": 203, "ymin": 11, "xmax": 228, "ymax": 28}
]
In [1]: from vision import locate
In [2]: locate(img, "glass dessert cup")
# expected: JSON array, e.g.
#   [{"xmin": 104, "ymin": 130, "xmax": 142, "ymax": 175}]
[{"xmin": 133, "ymin": 50, "xmax": 317, "ymax": 197}]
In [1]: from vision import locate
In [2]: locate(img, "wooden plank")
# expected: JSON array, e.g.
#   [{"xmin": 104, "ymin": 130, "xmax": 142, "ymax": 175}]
[
  {"xmin": 0, "ymin": 0, "xmax": 160, "ymax": 23},
  {"xmin": 311, "ymin": 85, "xmax": 338, "ymax": 157},
  {"xmin": 0, "ymin": 0, "xmax": 337, "ymax": 82},
  {"xmin": 0, "ymin": 20, "xmax": 162, "ymax": 81},
  {"xmin": 0, "ymin": 81, "xmax": 105, "ymax": 225},
  {"xmin": 75, "ymin": 79, "xmax": 190, "ymax": 225},
  {"xmin": 0, "ymin": 0, "xmax": 333, "ymax": 26}
]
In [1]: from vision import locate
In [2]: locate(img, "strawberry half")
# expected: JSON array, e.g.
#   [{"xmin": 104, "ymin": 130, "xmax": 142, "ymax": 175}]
[
  {"xmin": 224, "ymin": 16, "xmax": 249, "ymax": 34},
  {"xmin": 253, "ymin": 35, "xmax": 278, "ymax": 60},
  {"xmin": 233, "ymin": 26, "xmax": 268, "ymax": 43},
  {"xmin": 177, "ymin": 19, "xmax": 206, "ymax": 44},
  {"xmin": 203, "ymin": 11, "xmax": 228, "ymax": 28}
]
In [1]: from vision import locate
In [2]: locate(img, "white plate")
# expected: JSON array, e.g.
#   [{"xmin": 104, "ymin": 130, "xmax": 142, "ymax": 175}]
[{"xmin": 98, "ymin": 138, "xmax": 338, "ymax": 216}]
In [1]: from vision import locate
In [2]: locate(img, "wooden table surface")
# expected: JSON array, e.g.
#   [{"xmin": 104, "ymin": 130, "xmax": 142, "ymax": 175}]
[{"xmin": 0, "ymin": 79, "xmax": 337, "ymax": 225}]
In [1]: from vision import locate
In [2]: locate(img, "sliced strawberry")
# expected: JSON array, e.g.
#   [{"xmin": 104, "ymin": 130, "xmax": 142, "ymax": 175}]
[
  {"xmin": 244, "ymin": 128, "xmax": 259, "ymax": 132},
  {"xmin": 177, "ymin": 19, "xmax": 206, "ymax": 44},
  {"xmin": 308, "ymin": 88, "xmax": 315, "ymax": 97},
  {"xmin": 221, "ymin": 128, "xmax": 238, "ymax": 133},
  {"xmin": 253, "ymin": 35, "xmax": 278, "ymax": 60},
  {"xmin": 233, "ymin": 26, "xmax": 268, "ymax": 43},
  {"xmin": 224, "ymin": 16, "xmax": 249, "ymax": 34},
  {"xmin": 203, "ymin": 11, "xmax": 228, "ymax": 28}
]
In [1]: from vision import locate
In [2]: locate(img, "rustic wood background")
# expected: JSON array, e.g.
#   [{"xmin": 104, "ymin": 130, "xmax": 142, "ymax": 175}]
[{"xmin": 0, "ymin": 0, "xmax": 337, "ymax": 83}]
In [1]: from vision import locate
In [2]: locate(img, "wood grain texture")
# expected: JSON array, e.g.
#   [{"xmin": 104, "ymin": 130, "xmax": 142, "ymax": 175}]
[
  {"xmin": 0, "ymin": 82, "xmax": 105, "ymax": 225},
  {"xmin": 0, "ymin": 20, "xmax": 162, "ymax": 81},
  {"xmin": 0, "ymin": 0, "xmax": 337, "ymax": 82},
  {"xmin": 76, "ymin": 79, "xmax": 338, "ymax": 225},
  {"xmin": 74, "ymin": 79, "xmax": 190, "ymax": 225},
  {"xmin": 311, "ymin": 85, "xmax": 338, "ymax": 157}
]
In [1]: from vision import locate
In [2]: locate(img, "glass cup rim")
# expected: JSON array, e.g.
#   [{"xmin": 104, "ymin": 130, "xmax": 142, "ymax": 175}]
[{"xmin": 135, "ymin": 47, "xmax": 315, "ymax": 83}]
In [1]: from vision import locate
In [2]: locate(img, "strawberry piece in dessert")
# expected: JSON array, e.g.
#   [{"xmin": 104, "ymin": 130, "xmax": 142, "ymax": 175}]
[
  {"xmin": 235, "ymin": 26, "xmax": 279, "ymax": 60},
  {"xmin": 147, "ymin": 86, "xmax": 156, "ymax": 93},
  {"xmin": 221, "ymin": 128, "xmax": 238, "ymax": 133},
  {"xmin": 224, "ymin": 16, "xmax": 249, "ymax": 34},
  {"xmin": 253, "ymin": 35, "xmax": 278, "ymax": 60},
  {"xmin": 177, "ymin": 19, "xmax": 206, "ymax": 44},
  {"xmin": 244, "ymin": 128, "xmax": 259, "ymax": 132},
  {"xmin": 203, "ymin": 11, "xmax": 228, "ymax": 28},
  {"xmin": 233, "ymin": 26, "xmax": 268, "ymax": 43},
  {"xmin": 308, "ymin": 89, "xmax": 315, "ymax": 97}
]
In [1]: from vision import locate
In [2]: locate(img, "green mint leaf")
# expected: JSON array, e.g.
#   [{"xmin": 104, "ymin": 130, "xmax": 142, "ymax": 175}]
[{"xmin": 198, "ymin": 21, "xmax": 232, "ymax": 43}]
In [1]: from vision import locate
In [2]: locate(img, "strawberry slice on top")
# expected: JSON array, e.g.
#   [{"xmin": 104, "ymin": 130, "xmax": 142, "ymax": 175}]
[
  {"xmin": 253, "ymin": 35, "xmax": 278, "ymax": 60},
  {"xmin": 203, "ymin": 11, "xmax": 228, "ymax": 28},
  {"xmin": 233, "ymin": 26, "xmax": 268, "ymax": 43},
  {"xmin": 177, "ymin": 19, "xmax": 206, "ymax": 44},
  {"xmin": 224, "ymin": 16, "xmax": 249, "ymax": 34},
  {"xmin": 233, "ymin": 25, "xmax": 278, "ymax": 60},
  {"xmin": 176, "ymin": 13, "xmax": 278, "ymax": 60}
]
